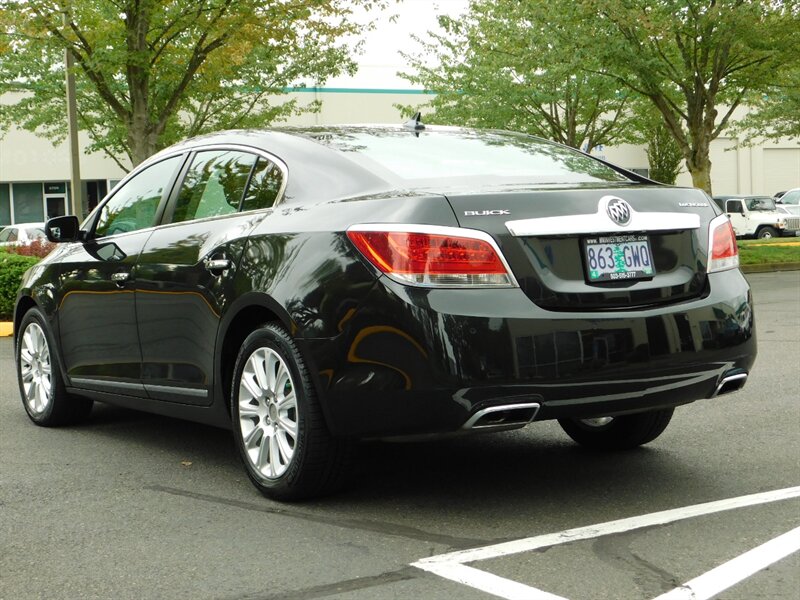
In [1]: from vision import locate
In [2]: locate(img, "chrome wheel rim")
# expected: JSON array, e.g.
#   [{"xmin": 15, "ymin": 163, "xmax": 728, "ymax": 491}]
[
  {"xmin": 580, "ymin": 416, "xmax": 614, "ymax": 427},
  {"xmin": 19, "ymin": 322, "xmax": 52, "ymax": 415},
  {"xmin": 238, "ymin": 347, "xmax": 298, "ymax": 478}
]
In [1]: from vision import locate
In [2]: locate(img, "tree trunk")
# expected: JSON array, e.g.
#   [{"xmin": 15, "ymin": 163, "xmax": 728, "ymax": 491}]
[
  {"xmin": 681, "ymin": 123, "xmax": 713, "ymax": 195},
  {"xmin": 127, "ymin": 120, "xmax": 158, "ymax": 167},
  {"xmin": 686, "ymin": 152, "xmax": 713, "ymax": 195}
]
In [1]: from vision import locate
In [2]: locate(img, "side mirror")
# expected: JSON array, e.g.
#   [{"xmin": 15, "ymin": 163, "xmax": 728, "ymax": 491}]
[{"xmin": 45, "ymin": 215, "xmax": 81, "ymax": 243}]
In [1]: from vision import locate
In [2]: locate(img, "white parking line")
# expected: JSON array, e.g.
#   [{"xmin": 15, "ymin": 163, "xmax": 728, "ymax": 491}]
[
  {"xmin": 652, "ymin": 525, "xmax": 800, "ymax": 600},
  {"xmin": 412, "ymin": 486, "xmax": 800, "ymax": 600},
  {"xmin": 420, "ymin": 563, "xmax": 569, "ymax": 600}
]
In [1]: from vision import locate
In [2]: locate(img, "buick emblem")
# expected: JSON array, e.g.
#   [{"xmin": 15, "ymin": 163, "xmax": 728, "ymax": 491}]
[{"xmin": 606, "ymin": 197, "xmax": 632, "ymax": 226}]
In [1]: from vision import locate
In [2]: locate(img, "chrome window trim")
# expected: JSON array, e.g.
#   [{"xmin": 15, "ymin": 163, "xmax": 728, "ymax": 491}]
[
  {"xmin": 173, "ymin": 143, "xmax": 289, "ymax": 209},
  {"xmin": 346, "ymin": 223, "xmax": 520, "ymax": 288},
  {"xmin": 505, "ymin": 195, "xmax": 701, "ymax": 237},
  {"xmin": 87, "ymin": 144, "xmax": 289, "ymax": 233},
  {"xmin": 89, "ymin": 153, "xmax": 188, "ymax": 239}
]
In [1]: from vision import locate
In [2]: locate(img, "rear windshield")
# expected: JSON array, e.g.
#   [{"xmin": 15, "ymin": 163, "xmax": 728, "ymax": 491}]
[{"xmin": 309, "ymin": 129, "xmax": 629, "ymax": 186}]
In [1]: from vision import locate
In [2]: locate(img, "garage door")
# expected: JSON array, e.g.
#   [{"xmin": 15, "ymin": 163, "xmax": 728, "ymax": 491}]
[{"xmin": 763, "ymin": 148, "xmax": 800, "ymax": 195}]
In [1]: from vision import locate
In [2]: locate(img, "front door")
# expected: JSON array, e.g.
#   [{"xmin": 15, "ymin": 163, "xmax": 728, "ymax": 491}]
[
  {"xmin": 725, "ymin": 199, "xmax": 746, "ymax": 236},
  {"xmin": 56, "ymin": 154, "xmax": 185, "ymax": 397}
]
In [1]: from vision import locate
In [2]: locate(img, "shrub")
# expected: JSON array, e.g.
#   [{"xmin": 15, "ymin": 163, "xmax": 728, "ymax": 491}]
[
  {"xmin": 3, "ymin": 239, "xmax": 57, "ymax": 258},
  {"xmin": 0, "ymin": 252, "xmax": 40, "ymax": 320}
]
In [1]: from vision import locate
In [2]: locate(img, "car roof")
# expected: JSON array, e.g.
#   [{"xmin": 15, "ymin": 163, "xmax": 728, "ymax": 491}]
[
  {"xmin": 2, "ymin": 222, "xmax": 45, "ymax": 228},
  {"xmin": 144, "ymin": 125, "xmax": 644, "ymax": 203},
  {"xmin": 149, "ymin": 128, "xmax": 397, "ymax": 203}
]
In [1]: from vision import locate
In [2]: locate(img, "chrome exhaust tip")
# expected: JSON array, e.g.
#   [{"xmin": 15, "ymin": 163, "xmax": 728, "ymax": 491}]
[
  {"xmin": 711, "ymin": 371, "xmax": 748, "ymax": 398},
  {"xmin": 462, "ymin": 402, "xmax": 541, "ymax": 431}
]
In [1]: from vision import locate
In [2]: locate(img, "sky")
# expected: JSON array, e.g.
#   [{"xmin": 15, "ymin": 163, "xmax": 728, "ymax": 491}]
[{"xmin": 322, "ymin": 0, "xmax": 470, "ymax": 90}]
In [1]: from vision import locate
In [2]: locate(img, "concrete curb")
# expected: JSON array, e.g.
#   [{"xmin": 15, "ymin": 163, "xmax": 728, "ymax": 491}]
[
  {"xmin": 740, "ymin": 262, "xmax": 800, "ymax": 273},
  {"xmin": 1, "ymin": 264, "xmax": 798, "ymax": 337}
]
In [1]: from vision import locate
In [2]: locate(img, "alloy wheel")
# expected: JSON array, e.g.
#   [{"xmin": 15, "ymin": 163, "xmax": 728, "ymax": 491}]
[
  {"xmin": 19, "ymin": 322, "xmax": 52, "ymax": 415},
  {"xmin": 237, "ymin": 347, "xmax": 299, "ymax": 478}
]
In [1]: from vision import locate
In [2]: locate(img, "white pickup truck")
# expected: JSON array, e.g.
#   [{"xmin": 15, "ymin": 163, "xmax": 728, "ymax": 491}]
[{"xmin": 713, "ymin": 195, "xmax": 800, "ymax": 239}]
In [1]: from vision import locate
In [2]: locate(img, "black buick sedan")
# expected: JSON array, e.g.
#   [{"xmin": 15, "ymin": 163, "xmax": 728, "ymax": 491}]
[{"xmin": 15, "ymin": 124, "xmax": 755, "ymax": 500}]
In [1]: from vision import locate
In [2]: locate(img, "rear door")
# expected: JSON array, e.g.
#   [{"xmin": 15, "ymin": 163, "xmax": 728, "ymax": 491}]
[{"xmin": 134, "ymin": 147, "xmax": 285, "ymax": 404}]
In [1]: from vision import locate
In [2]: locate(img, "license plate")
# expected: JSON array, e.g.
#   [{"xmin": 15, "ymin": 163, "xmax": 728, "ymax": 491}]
[{"xmin": 583, "ymin": 234, "xmax": 655, "ymax": 282}]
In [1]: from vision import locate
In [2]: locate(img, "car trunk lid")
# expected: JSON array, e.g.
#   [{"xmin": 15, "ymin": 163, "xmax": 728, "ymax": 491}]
[{"xmin": 444, "ymin": 186, "xmax": 717, "ymax": 311}]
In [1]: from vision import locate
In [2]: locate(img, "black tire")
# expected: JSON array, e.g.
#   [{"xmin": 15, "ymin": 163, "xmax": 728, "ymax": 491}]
[
  {"xmin": 756, "ymin": 226, "xmax": 778, "ymax": 239},
  {"xmin": 231, "ymin": 323, "xmax": 352, "ymax": 501},
  {"xmin": 558, "ymin": 408, "xmax": 674, "ymax": 450},
  {"xmin": 16, "ymin": 308, "xmax": 93, "ymax": 426}
]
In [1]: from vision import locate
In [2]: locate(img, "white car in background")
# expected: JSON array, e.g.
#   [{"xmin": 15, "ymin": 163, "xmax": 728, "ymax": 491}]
[
  {"xmin": 0, "ymin": 222, "xmax": 47, "ymax": 247},
  {"xmin": 712, "ymin": 196, "xmax": 800, "ymax": 239},
  {"xmin": 776, "ymin": 188, "xmax": 800, "ymax": 216}
]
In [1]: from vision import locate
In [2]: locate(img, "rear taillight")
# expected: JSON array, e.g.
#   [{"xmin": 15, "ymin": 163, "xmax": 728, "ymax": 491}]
[
  {"xmin": 708, "ymin": 215, "xmax": 739, "ymax": 273},
  {"xmin": 346, "ymin": 224, "xmax": 517, "ymax": 287}
]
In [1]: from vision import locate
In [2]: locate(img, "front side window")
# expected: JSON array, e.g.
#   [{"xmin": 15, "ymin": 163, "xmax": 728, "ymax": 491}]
[
  {"xmin": 95, "ymin": 155, "xmax": 183, "ymax": 237},
  {"xmin": 171, "ymin": 150, "xmax": 257, "ymax": 223},
  {"xmin": 727, "ymin": 200, "xmax": 743, "ymax": 213}
]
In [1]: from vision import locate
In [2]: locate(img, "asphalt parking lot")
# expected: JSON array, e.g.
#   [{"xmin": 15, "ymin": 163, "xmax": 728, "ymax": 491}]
[{"xmin": 1, "ymin": 271, "xmax": 798, "ymax": 600}]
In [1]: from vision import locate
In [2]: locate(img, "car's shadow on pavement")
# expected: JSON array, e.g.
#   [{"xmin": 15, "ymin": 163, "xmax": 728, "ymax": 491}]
[{"xmin": 76, "ymin": 402, "xmax": 710, "ymax": 523}]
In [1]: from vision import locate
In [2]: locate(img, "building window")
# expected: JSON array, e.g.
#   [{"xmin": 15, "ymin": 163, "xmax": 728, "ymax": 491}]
[
  {"xmin": 12, "ymin": 183, "xmax": 44, "ymax": 224},
  {"xmin": 0, "ymin": 184, "xmax": 10, "ymax": 226}
]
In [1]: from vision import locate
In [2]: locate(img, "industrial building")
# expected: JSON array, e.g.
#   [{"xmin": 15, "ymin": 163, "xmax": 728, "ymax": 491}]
[{"xmin": 1, "ymin": 87, "xmax": 798, "ymax": 225}]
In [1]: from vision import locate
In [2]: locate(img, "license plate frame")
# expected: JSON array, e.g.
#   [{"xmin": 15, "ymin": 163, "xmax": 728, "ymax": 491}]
[{"xmin": 582, "ymin": 234, "xmax": 656, "ymax": 282}]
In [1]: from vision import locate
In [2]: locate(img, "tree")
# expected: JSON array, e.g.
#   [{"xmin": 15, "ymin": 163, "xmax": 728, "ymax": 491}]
[
  {"xmin": 733, "ymin": 64, "xmax": 800, "ymax": 143},
  {"xmin": 0, "ymin": 0, "xmax": 389, "ymax": 168},
  {"xmin": 643, "ymin": 120, "xmax": 684, "ymax": 185},
  {"xmin": 398, "ymin": 1, "xmax": 639, "ymax": 153},
  {"xmin": 573, "ymin": 0, "xmax": 800, "ymax": 194}
]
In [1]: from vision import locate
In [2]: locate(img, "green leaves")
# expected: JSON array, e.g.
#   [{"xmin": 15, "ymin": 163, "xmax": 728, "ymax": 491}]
[
  {"xmin": 572, "ymin": 0, "xmax": 799, "ymax": 192},
  {"xmin": 0, "ymin": 0, "xmax": 390, "ymax": 166},
  {"xmin": 399, "ymin": 1, "xmax": 640, "ymax": 152},
  {"xmin": 400, "ymin": 0, "xmax": 798, "ymax": 194}
]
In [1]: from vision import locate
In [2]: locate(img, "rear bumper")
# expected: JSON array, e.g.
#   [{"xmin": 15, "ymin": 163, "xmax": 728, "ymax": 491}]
[{"xmin": 301, "ymin": 268, "xmax": 756, "ymax": 438}]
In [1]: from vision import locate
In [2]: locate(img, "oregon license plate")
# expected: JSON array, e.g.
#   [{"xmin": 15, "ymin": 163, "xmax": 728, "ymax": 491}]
[{"xmin": 583, "ymin": 234, "xmax": 655, "ymax": 282}]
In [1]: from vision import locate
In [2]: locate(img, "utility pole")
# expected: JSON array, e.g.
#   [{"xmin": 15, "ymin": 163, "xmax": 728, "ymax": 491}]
[{"xmin": 64, "ymin": 10, "xmax": 82, "ymax": 219}]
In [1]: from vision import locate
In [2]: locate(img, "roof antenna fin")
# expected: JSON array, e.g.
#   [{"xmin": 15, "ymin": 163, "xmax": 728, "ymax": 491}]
[{"xmin": 404, "ymin": 112, "xmax": 425, "ymax": 132}]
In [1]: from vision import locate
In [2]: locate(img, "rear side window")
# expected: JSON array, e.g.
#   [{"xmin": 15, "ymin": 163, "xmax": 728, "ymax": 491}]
[
  {"xmin": 171, "ymin": 150, "xmax": 257, "ymax": 223},
  {"xmin": 94, "ymin": 155, "xmax": 183, "ymax": 238},
  {"xmin": 241, "ymin": 158, "xmax": 283, "ymax": 211}
]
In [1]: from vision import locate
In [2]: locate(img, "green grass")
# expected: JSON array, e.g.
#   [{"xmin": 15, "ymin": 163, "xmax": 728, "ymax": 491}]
[{"xmin": 738, "ymin": 237, "xmax": 800, "ymax": 265}]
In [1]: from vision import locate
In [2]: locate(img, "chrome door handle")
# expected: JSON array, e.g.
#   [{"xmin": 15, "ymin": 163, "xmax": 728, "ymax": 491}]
[
  {"xmin": 204, "ymin": 258, "xmax": 231, "ymax": 272},
  {"xmin": 111, "ymin": 272, "xmax": 130, "ymax": 286}
]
